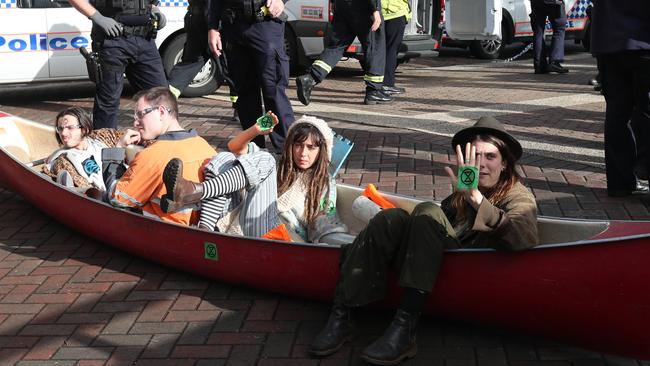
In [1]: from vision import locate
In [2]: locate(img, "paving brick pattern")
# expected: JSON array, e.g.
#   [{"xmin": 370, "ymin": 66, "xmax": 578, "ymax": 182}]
[{"xmin": 0, "ymin": 47, "xmax": 649, "ymax": 365}]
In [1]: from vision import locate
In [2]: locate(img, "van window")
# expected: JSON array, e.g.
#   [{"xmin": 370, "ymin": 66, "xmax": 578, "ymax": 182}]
[{"xmin": 17, "ymin": 0, "xmax": 71, "ymax": 8}]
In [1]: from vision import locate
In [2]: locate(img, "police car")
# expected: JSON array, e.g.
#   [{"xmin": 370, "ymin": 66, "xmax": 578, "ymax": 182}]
[
  {"xmin": 0, "ymin": 0, "xmax": 451, "ymax": 96},
  {"xmin": 443, "ymin": 0, "xmax": 592, "ymax": 59}
]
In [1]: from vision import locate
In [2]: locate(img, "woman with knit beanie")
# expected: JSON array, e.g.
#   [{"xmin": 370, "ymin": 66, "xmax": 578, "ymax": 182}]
[{"xmin": 160, "ymin": 114, "xmax": 351, "ymax": 243}]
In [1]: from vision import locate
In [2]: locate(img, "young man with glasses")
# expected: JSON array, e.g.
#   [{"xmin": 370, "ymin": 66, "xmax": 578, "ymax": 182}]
[{"xmin": 103, "ymin": 87, "xmax": 217, "ymax": 225}]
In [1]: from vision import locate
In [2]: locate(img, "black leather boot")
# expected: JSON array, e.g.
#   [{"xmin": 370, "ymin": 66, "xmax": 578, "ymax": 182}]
[
  {"xmin": 364, "ymin": 89, "xmax": 393, "ymax": 105},
  {"xmin": 296, "ymin": 74, "xmax": 317, "ymax": 106},
  {"xmin": 309, "ymin": 304, "xmax": 354, "ymax": 357},
  {"xmin": 361, "ymin": 309, "xmax": 419, "ymax": 365}
]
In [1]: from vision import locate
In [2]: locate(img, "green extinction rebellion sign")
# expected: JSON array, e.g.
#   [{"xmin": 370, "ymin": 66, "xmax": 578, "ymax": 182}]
[
  {"xmin": 457, "ymin": 166, "xmax": 479, "ymax": 189},
  {"xmin": 204, "ymin": 242, "xmax": 219, "ymax": 261}
]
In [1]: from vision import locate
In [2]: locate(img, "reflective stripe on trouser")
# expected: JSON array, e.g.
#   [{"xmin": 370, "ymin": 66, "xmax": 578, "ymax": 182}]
[
  {"xmin": 309, "ymin": 6, "xmax": 386, "ymax": 90},
  {"xmin": 201, "ymin": 151, "xmax": 279, "ymax": 237},
  {"xmin": 335, "ymin": 202, "xmax": 460, "ymax": 307}
]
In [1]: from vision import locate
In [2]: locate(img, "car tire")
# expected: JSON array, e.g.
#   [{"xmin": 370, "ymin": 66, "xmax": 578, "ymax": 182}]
[
  {"xmin": 161, "ymin": 34, "xmax": 219, "ymax": 97},
  {"xmin": 469, "ymin": 22, "xmax": 507, "ymax": 59}
]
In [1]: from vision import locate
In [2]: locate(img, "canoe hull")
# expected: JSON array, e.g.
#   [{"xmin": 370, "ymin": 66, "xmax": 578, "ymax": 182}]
[{"xmin": 1, "ymin": 112, "xmax": 649, "ymax": 359}]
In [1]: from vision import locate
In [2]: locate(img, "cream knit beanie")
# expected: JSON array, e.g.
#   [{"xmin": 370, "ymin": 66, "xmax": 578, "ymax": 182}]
[{"xmin": 287, "ymin": 115, "xmax": 334, "ymax": 162}]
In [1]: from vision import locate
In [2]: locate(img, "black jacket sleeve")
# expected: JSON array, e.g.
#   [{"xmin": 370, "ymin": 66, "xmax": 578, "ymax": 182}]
[
  {"xmin": 369, "ymin": 0, "xmax": 380, "ymax": 12},
  {"xmin": 206, "ymin": 0, "xmax": 221, "ymax": 30}
]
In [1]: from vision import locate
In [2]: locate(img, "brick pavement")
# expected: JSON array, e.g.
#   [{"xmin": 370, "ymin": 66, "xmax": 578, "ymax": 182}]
[{"xmin": 0, "ymin": 46, "xmax": 649, "ymax": 365}]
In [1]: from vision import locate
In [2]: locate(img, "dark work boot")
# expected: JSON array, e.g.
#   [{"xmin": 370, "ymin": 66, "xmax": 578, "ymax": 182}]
[
  {"xmin": 547, "ymin": 61, "xmax": 569, "ymax": 74},
  {"xmin": 296, "ymin": 74, "xmax": 317, "ymax": 106},
  {"xmin": 361, "ymin": 309, "xmax": 419, "ymax": 365},
  {"xmin": 161, "ymin": 158, "xmax": 204, "ymax": 213},
  {"xmin": 364, "ymin": 89, "xmax": 393, "ymax": 105},
  {"xmin": 309, "ymin": 304, "xmax": 354, "ymax": 357}
]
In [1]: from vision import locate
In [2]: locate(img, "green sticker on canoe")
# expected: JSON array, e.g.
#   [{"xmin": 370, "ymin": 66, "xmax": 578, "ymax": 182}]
[
  {"xmin": 457, "ymin": 166, "xmax": 479, "ymax": 189},
  {"xmin": 204, "ymin": 242, "xmax": 218, "ymax": 261}
]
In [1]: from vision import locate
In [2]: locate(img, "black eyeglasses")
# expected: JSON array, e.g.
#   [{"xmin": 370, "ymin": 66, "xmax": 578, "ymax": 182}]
[
  {"xmin": 134, "ymin": 105, "xmax": 173, "ymax": 120},
  {"xmin": 55, "ymin": 124, "xmax": 82, "ymax": 133}
]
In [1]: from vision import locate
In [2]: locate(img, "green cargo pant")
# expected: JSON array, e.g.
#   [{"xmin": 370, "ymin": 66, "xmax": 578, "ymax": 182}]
[{"xmin": 336, "ymin": 202, "xmax": 460, "ymax": 307}]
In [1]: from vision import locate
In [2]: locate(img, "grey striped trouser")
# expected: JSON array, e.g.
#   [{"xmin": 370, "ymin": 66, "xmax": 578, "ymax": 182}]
[{"xmin": 201, "ymin": 151, "xmax": 279, "ymax": 237}]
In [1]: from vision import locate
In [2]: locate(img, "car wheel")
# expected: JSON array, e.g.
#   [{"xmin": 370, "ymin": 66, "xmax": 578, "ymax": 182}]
[
  {"xmin": 469, "ymin": 21, "xmax": 507, "ymax": 59},
  {"xmin": 161, "ymin": 34, "xmax": 219, "ymax": 97}
]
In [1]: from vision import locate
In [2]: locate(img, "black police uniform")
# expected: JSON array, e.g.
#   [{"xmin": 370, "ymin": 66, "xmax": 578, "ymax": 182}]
[
  {"xmin": 591, "ymin": 0, "xmax": 650, "ymax": 196},
  {"xmin": 207, "ymin": 0, "xmax": 294, "ymax": 151},
  {"xmin": 530, "ymin": 0, "xmax": 568, "ymax": 74},
  {"xmin": 167, "ymin": 0, "xmax": 237, "ymax": 105},
  {"xmin": 90, "ymin": 0, "xmax": 168, "ymax": 129},
  {"xmin": 301, "ymin": 0, "xmax": 388, "ymax": 103}
]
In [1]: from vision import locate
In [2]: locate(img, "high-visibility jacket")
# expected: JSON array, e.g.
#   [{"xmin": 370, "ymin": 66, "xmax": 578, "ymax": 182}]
[{"xmin": 382, "ymin": 0, "xmax": 411, "ymax": 22}]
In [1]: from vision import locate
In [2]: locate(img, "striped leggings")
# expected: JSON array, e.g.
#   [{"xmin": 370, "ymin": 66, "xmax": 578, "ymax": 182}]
[{"xmin": 200, "ymin": 151, "xmax": 279, "ymax": 237}]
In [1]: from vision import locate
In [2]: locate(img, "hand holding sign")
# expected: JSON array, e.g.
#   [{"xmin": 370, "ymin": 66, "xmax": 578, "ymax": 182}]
[{"xmin": 444, "ymin": 142, "xmax": 484, "ymax": 209}]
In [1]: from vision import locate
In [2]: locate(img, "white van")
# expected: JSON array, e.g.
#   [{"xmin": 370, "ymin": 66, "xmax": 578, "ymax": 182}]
[
  {"xmin": 0, "ymin": 0, "xmax": 446, "ymax": 95},
  {"xmin": 443, "ymin": 0, "xmax": 592, "ymax": 59}
]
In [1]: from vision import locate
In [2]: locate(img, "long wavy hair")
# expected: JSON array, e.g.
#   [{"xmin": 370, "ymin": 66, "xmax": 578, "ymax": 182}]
[
  {"xmin": 450, "ymin": 134, "xmax": 521, "ymax": 222},
  {"xmin": 277, "ymin": 123, "xmax": 330, "ymax": 226}
]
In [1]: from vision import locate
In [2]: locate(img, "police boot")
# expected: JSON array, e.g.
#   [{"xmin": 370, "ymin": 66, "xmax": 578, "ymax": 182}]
[
  {"xmin": 161, "ymin": 158, "xmax": 203, "ymax": 213},
  {"xmin": 309, "ymin": 304, "xmax": 354, "ymax": 357},
  {"xmin": 364, "ymin": 88, "xmax": 394, "ymax": 105},
  {"xmin": 361, "ymin": 309, "xmax": 419, "ymax": 365},
  {"xmin": 296, "ymin": 74, "xmax": 317, "ymax": 106}
]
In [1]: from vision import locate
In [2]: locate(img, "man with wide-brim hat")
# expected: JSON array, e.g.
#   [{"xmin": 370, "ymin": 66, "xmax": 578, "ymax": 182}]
[{"xmin": 309, "ymin": 116, "xmax": 538, "ymax": 365}]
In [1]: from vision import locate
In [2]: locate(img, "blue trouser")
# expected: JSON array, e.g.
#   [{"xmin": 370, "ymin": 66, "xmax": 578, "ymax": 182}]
[
  {"xmin": 310, "ymin": 1, "xmax": 386, "ymax": 90},
  {"xmin": 221, "ymin": 19, "xmax": 294, "ymax": 151},
  {"xmin": 530, "ymin": 1, "xmax": 566, "ymax": 69},
  {"xmin": 600, "ymin": 51, "xmax": 650, "ymax": 192},
  {"xmin": 92, "ymin": 34, "xmax": 167, "ymax": 129}
]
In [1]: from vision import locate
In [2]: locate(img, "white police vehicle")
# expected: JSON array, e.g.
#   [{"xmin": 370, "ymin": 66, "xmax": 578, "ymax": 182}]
[
  {"xmin": 444, "ymin": 0, "xmax": 593, "ymax": 59},
  {"xmin": 0, "ymin": 0, "xmax": 456, "ymax": 96}
]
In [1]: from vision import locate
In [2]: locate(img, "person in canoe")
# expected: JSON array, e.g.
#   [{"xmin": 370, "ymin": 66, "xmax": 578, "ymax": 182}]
[
  {"xmin": 100, "ymin": 87, "xmax": 217, "ymax": 226},
  {"xmin": 43, "ymin": 106, "xmax": 133, "ymax": 189},
  {"xmin": 309, "ymin": 116, "xmax": 539, "ymax": 365},
  {"xmin": 161, "ymin": 115, "xmax": 352, "ymax": 243}
]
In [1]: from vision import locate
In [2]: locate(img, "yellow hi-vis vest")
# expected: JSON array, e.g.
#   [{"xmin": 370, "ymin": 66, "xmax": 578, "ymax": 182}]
[{"xmin": 382, "ymin": 0, "xmax": 412, "ymax": 22}]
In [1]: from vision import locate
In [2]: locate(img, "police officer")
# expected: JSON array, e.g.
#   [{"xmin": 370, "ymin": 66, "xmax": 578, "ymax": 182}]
[
  {"xmin": 591, "ymin": 0, "xmax": 650, "ymax": 197},
  {"xmin": 167, "ymin": 0, "xmax": 239, "ymax": 120},
  {"xmin": 530, "ymin": 0, "xmax": 569, "ymax": 74},
  {"xmin": 207, "ymin": 0, "xmax": 294, "ymax": 151},
  {"xmin": 296, "ymin": 0, "xmax": 392, "ymax": 105},
  {"xmin": 68, "ymin": 0, "xmax": 168, "ymax": 129}
]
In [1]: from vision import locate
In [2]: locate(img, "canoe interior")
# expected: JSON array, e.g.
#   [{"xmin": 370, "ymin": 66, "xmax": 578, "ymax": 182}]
[{"xmin": 0, "ymin": 113, "xmax": 610, "ymax": 246}]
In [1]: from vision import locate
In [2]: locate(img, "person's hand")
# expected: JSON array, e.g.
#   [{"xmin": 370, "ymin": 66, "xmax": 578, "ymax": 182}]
[
  {"xmin": 254, "ymin": 111, "xmax": 279, "ymax": 135},
  {"xmin": 371, "ymin": 10, "xmax": 381, "ymax": 32},
  {"xmin": 444, "ymin": 142, "xmax": 484, "ymax": 209},
  {"xmin": 116, "ymin": 129, "xmax": 141, "ymax": 147},
  {"xmin": 266, "ymin": 0, "xmax": 285, "ymax": 18},
  {"xmin": 90, "ymin": 11, "xmax": 122, "ymax": 37},
  {"xmin": 208, "ymin": 29, "xmax": 222, "ymax": 57},
  {"xmin": 151, "ymin": 6, "xmax": 166, "ymax": 30}
]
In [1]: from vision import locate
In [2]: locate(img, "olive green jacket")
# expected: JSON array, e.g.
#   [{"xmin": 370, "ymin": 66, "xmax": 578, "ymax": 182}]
[{"xmin": 441, "ymin": 181, "xmax": 539, "ymax": 251}]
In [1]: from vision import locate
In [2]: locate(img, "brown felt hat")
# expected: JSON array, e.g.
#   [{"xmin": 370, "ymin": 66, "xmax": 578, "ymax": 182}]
[{"xmin": 451, "ymin": 116, "xmax": 523, "ymax": 161}]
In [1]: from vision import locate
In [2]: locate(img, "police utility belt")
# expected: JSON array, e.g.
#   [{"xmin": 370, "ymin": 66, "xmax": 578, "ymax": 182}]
[{"xmin": 220, "ymin": 0, "xmax": 273, "ymax": 24}]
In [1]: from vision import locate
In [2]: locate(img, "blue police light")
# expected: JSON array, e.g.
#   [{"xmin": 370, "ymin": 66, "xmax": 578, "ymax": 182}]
[{"xmin": 0, "ymin": 33, "xmax": 90, "ymax": 51}]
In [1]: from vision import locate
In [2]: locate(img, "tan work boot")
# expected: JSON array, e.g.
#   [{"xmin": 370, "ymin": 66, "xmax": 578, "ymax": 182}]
[{"xmin": 161, "ymin": 158, "xmax": 203, "ymax": 213}]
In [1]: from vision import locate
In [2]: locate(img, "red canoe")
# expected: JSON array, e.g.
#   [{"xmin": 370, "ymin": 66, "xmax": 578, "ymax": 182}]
[{"xmin": 1, "ymin": 111, "xmax": 649, "ymax": 360}]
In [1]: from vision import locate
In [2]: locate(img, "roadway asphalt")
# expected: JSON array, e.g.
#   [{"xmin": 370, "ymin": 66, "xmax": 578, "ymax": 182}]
[{"xmin": 0, "ymin": 44, "xmax": 648, "ymax": 365}]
